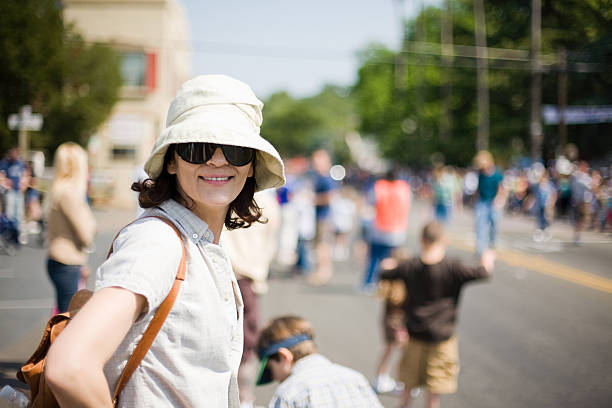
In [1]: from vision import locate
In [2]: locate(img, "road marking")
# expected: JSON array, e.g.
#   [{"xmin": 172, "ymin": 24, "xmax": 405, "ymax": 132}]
[
  {"xmin": 552, "ymin": 240, "xmax": 612, "ymax": 244},
  {"xmin": 449, "ymin": 235, "xmax": 612, "ymax": 295},
  {"xmin": 496, "ymin": 249, "xmax": 612, "ymax": 294},
  {"xmin": 507, "ymin": 239, "xmax": 564, "ymax": 253},
  {"xmin": 0, "ymin": 298, "xmax": 54, "ymax": 310}
]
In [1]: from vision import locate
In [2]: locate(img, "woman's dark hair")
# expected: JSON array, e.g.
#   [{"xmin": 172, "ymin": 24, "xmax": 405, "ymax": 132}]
[{"xmin": 131, "ymin": 144, "xmax": 263, "ymax": 229}]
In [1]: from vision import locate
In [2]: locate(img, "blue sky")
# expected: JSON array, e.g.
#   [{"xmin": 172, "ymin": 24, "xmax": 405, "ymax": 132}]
[{"xmin": 180, "ymin": 0, "xmax": 441, "ymax": 99}]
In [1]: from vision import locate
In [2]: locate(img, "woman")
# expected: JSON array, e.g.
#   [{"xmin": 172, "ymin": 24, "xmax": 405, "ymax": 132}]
[
  {"xmin": 46, "ymin": 142, "xmax": 96, "ymax": 313},
  {"xmin": 45, "ymin": 75, "xmax": 285, "ymax": 407}
]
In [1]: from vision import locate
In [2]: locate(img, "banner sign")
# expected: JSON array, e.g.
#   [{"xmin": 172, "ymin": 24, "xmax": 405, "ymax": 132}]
[{"xmin": 542, "ymin": 105, "xmax": 612, "ymax": 125}]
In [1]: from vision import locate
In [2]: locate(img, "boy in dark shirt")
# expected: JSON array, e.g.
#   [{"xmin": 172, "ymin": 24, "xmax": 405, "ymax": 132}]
[{"xmin": 379, "ymin": 221, "xmax": 495, "ymax": 408}]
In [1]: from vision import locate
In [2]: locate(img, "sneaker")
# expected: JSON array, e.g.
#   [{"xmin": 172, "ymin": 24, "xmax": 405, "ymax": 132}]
[
  {"xmin": 533, "ymin": 229, "xmax": 544, "ymax": 242},
  {"xmin": 28, "ymin": 220, "xmax": 41, "ymax": 234},
  {"xmin": 18, "ymin": 231, "xmax": 28, "ymax": 245},
  {"xmin": 373, "ymin": 374, "xmax": 404, "ymax": 395}
]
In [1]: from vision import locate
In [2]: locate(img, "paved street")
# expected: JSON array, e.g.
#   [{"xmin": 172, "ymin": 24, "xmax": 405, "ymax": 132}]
[{"xmin": 1, "ymin": 200, "xmax": 611, "ymax": 407}]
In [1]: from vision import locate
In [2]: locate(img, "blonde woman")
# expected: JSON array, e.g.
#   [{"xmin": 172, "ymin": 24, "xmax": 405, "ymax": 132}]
[{"xmin": 46, "ymin": 142, "xmax": 96, "ymax": 313}]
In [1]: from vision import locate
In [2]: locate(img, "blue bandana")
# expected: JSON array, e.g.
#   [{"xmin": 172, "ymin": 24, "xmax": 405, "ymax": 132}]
[{"xmin": 256, "ymin": 334, "xmax": 312, "ymax": 385}]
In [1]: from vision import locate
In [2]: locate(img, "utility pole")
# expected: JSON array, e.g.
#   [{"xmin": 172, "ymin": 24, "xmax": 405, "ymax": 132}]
[
  {"xmin": 530, "ymin": 0, "xmax": 543, "ymax": 160},
  {"xmin": 415, "ymin": 0, "xmax": 426, "ymax": 143},
  {"xmin": 473, "ymin": 0, "xmax": 489, "ymax": 151},
  {"xmin": 557, "ymin": 46, "xmax": 568, "ymax": 154},
  {"xmin": 393, "ymin": 0, "xmax": 407, "ymax": 89},
  {"xmin": 440, "ymin": 0, "xmax": 454, "ymax": 142}
]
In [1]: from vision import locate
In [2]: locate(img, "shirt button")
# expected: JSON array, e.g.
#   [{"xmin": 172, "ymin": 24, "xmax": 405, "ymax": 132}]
[{"xmin": 192, "ymin": 233, "xmax": 198, "ymax": 239}]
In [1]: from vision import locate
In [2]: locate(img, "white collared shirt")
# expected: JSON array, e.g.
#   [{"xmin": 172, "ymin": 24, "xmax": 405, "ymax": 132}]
[
  {"xmin": 269, "ymin": 354, "xmax": 383, "ymax": 408},
  {"xmin": 96, "ymin": 199, "xmax": 244, "ymax": 407}
]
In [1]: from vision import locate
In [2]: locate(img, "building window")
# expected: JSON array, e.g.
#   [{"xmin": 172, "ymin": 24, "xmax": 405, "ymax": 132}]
[
  {"xmin": 120, "ymin": 52, "xmax": 146, "ymax": 87},
  {"xmin": 112, "ymin": 147, "xmax": 137, "ymax": 160},
  {"xmin": 118, "ymin": 51, "xmax": 157, "ymax": 94}
]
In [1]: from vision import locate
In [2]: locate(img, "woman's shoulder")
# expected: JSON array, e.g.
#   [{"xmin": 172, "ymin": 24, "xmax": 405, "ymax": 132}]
[
  {"xmin": 125, "ymin": 214, "xmax": 180, "ymax": 236},
  {"xmin": 97, "ymin": 215, "xmax": 184, "ymax": 313},
  {"xmin": 50, "ymin": 184, "xmax": 85, "ymax": 209},
  {"xmin": 100, "ymin": 215, "xmax": 184, "ymax": 279},
  {"xmin": 113, "ymin": 215, "xmax": 183, "ymax": 253}
]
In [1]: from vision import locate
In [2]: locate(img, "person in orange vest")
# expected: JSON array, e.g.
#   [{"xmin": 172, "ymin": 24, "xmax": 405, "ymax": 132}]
[{"xmin": 361, "ymin": 168, "xmax": 412, "ymax": 292}]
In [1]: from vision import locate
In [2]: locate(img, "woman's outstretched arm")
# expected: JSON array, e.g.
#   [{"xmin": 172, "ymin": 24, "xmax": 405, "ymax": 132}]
[{"xmin": 45, "ymin": 287, "xmax": 145, "ymax": 407}]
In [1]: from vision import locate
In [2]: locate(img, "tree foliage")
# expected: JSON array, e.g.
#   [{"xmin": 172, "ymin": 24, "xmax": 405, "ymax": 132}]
[
  {"xmin": 261, "ymin": 85, "xmax": 356, "ymax": 162},
  {"xmin": 0, "ymin": 0, "xmax": 121, "ymax": 157},
  {"xmin": 352, "ymin": 0, "xmax": 612, "ymax": 167},
  {"xmin": 42, "ymin": 30, "xmax": 121, "ymax": 154}
]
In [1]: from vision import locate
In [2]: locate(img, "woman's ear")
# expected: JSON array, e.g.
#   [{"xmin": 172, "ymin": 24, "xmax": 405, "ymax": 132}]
[{"xmin": 247, "ymin": 163, "xmax": 254, "ymax": 178}]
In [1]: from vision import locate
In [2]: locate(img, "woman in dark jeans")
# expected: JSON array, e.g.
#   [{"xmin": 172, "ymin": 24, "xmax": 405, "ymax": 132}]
[{"xmin": 46, "ymin": 142, "xmax": 96, "ymax": 312}]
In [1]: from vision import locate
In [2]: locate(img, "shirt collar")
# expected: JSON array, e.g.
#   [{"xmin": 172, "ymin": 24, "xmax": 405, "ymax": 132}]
[
  {"xmin": 157, "ymin": 199, "xmax": 214, "ymax": 244},
  {"xmin": 291, "ymin": 354, "xmax": 329, "ymax": 374}
]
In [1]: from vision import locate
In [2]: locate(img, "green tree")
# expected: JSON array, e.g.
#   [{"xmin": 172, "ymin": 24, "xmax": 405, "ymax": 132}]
[
  {"xmin": 261, "ymin": 86, "xmax": 356, "ymax": 161},
  {"xmin": 304, "ymin": 85, "xmax": 357, "ymax": 163},
  {"xmin": 261, "ymin": 92, "xmax": 325, "ymax": 156},
  {"xmin": 42, "ymin": 30, "xmax": 121, "ymax": 154},
  {"xmin": 0, "ymin": 0, "xmax": 63, "ymax": 153},
  {"xmin": 0, "ymin": 0, "xmax": 121, "ymax": 157},
  {"xmin": 353, "ymin": 1, "xmax": 612, "ymax": 167},
  {"xmin": 540, "ymin": 0, "xmax": 612, "ymax": 159}
]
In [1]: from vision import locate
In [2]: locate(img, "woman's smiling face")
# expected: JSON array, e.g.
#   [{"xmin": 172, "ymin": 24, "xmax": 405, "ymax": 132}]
[{"xmin": 168, "ymin": 145, "xmax": 253, "ymax": 221}]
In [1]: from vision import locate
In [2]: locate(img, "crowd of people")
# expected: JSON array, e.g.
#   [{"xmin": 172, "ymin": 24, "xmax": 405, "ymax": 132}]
[
  {"xmin": 272, "ymin": 150, "xmax": 612, "ymax": 286},
  {"xmin": 259, "ymin": 149, "xmax": 611, "ymax": 408},
  {"xmin": 501, "ymin": 157, "xmax": 612, "ymax": 243},
  {"xmin": 2, "ymin": 73, "xmax": 611, "ymax": 408},
  {"xmin": 0, "ymin": 146, "xmax": 43, "ymax": 251},
  {"xmin": 394, "ymin": 153, "xmax": 612, "ymax": 246}
]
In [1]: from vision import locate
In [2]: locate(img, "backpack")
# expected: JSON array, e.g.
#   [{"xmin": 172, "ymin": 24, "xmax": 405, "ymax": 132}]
[{"xmin": 16, "ymin": 216, "xmax": 186, "ymax": 407}]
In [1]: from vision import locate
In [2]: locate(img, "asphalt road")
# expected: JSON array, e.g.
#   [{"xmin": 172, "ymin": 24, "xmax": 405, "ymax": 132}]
[{"xmin": 1, "ymin": 201, "xmax": 611, "ymax": 408}]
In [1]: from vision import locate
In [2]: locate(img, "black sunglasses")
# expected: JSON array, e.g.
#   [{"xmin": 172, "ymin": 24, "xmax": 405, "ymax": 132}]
[{"xmin": 176, "ymin": 143, "xmax": 254, "ymax": 167}]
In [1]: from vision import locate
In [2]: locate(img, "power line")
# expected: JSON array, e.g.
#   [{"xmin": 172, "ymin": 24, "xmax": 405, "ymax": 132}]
[{"xmin": 68, "ymin": 36, "xmax": 611, "ymax": 72}]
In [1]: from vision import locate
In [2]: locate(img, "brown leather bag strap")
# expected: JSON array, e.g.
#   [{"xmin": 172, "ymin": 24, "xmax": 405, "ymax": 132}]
[{"xmin": 108, "ymin": 216, "xmax": 186, "ymax": 406}]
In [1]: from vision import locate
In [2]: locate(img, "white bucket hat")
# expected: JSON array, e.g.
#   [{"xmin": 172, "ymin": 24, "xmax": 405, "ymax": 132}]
[{"xmin": 144, "ymin": 74, "xmax": 285, "ymax": 191}]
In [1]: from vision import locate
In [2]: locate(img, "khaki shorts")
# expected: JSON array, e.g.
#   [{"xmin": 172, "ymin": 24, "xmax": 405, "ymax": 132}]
[{"xmin": 398, "ymin": 336, "xmax": 459, "ymax": 394}]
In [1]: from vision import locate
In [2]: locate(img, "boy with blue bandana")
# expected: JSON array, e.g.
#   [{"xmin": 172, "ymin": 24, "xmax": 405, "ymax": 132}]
[{"xmin": 256, "ymin": 315, "xmax": 382, "ymax": 408}]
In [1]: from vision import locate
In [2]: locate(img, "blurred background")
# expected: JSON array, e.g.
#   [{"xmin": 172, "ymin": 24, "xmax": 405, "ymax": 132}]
[
  {"xmin": 1, "ymin": 1, "xmax": 611, "ymax": 407},
  {"xmin": 1, "ymin": 0, "xmax": 611, "ymax": 207}
]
